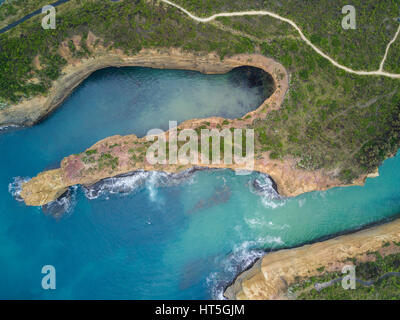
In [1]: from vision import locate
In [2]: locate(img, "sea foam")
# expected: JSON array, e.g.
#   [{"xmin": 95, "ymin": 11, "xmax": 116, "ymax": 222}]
[
  {"xmin": 8, "ymin": 176, "xmax": 31, "ymax": 202},
  {"xmin": 249, "ymin": 173, "xmax": 286, "ymax": 209},
  {"xmin": 42, "ymin": 186, "xmax": 78, "ymax": 218},
  {"xmin": 207, "ymin": 235, "xmax": 284, "ymax": 300},
  {"xmin": 82, "ymin": 168, "xmax": 199, "ymax": 200}
]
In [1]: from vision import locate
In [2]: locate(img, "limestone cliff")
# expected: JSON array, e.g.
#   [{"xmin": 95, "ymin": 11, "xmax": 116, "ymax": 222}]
[
  {"xmin": 0, "ymin": 46, "xmax": 285, "ymax": 127},
  {"xmin": 18, "ymin": 49, "xmax": 374, "ymax": 206},
  {"xmin": 224, "ymin": 218, "xmax": 400, "ymax": 300}
]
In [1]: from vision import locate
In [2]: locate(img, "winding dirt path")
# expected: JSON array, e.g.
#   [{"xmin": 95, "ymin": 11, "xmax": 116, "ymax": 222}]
[{"xmin": 160, "ymin": 0, "xmax": 400, "ymax": 79}]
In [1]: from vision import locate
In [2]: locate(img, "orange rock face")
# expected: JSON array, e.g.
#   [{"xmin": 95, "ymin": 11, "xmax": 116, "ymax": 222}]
[
  {"xmin": 224, "ymin": 218, "xmax": 400, "ymax": 300},
  {"xmin": 18, "ymin": 49, "xmax": 370, "ymax": 206}
]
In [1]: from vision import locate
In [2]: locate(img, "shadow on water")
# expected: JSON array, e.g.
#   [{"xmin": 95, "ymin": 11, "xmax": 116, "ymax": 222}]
[{"xmin": 187, "ymin": 184, "xmax": 232, "ymax": 215}]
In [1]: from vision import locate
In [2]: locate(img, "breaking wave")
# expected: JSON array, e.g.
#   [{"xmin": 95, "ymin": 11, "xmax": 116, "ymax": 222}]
[
  {"xmin": 9, "ymin": 177, "xmax": 77, "ymax": 218},
  {"xmin": 249, "ymin": 173, "xmax": 286, "ymax": 209},
  {"xmin": 42, "ymin": 186, "xmax": 78, "ymax": 218},
  {"xmin": 245, "ymin": 218, "xmax": 290, "ymax": 231},
  {"xmin": 82, "ymin": 168, "xmax": 201, "ymax": 201},
  {"xmin": 83, "ymin": 170, "xmax": 150, "ymax": 200},
  {"xmin": 207, "ymin": 235, "xmax": 284, "ymax": 300},
  {"xmin": 8, "ymin": 176, "xmax": 31, "ymax": 202},
  {"xmin": 0, "ymin": 124, "xmax": 20, "ymax": 133}
]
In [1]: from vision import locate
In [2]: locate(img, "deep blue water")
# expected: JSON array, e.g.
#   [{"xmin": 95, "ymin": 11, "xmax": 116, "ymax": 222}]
[{"xmin": 1, "ymin": 66, "xmax": 400, "ymax": 299}]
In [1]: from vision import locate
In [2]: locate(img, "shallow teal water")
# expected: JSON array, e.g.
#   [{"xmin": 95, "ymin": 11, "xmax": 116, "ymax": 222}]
[{"xmin": 1, "ymin": 66, "xmax": 400, "ymax": 299}]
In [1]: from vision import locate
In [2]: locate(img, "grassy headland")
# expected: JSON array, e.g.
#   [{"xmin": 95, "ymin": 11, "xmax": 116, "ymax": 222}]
[{"xmin": 1, "ymin": 0, "xmax": 400, "ymax": 184}]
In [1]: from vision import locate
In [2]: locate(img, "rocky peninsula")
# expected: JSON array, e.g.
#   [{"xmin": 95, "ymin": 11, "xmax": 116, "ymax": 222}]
[
  {"xmin": 5, "ymin": 40, "xmax": 395, "ymax": 303},
  {"xmin": 9, "ymin": 42, "xmax": 374, "ymax": 206},
  {"xmin": 2, "ymin": 0, "xmax": 400, "ymax": 301},
  {"xmin": 9, "ymin": 44, "xmax": 393, "ymax": 301}
]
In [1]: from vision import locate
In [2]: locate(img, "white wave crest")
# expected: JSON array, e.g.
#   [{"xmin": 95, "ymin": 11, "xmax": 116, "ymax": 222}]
[
  {"xmin": 42, "ymin": 186, "xmax": 78, "ymax": 218},
  {"xmin": 245, "ymin": 218, "xmax": 290, "ymax": 231},
  {"xmin": 83, "ymin": 168, "xmax": 198, "ymax": 200},
  {"xmin": 83, "ymin": 170, "xmax": 150, "ymax": 200},
  {"xmin": 207, "ymin": 235, "xmax": 284, "ymax": 300},
  {"xmin": 0, "ymin": 124, "xmax": 20, "ymax": 133},
  {"xmin": 8, "ymin": 176, "xmax": 31, "ymax": 202}
]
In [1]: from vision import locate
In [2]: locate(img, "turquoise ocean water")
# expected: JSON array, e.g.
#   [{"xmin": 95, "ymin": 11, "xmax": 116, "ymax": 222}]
[{"xmin": 1, "ymin": 66, "xmax": 400, "ymax": 299}]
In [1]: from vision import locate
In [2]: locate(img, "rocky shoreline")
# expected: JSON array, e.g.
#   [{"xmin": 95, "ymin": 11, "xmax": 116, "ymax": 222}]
[
  {"xmin": 5, "ymin": 44, "xmax": 397, "ymax": 301},
  {"xmin": 0, "ymin": 46, "xmax": 286, "ymax": 127},
  {"xmin": 224, "ymin": 217, "xmax": 400, "ymax": 300},
  {"xmin": 13, "ymin": 47, "xmax": 376, "ymax": 206}
]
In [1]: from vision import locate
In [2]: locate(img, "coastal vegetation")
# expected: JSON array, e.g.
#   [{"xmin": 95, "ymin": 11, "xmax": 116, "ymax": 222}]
[
  {"xmin": 1, "ymin": 0, "xmax": 400, "ymax": 183},
  {"xmin": 175, "ymin": 0, "xmax": 400, "ymax": 70},
  {"xmin": 0, "ymin": 0, "xmax": 53, "ymax": 29},
  {"xmin": 291, "ymin": 249, "xmax": 400, "ymax": 300}
]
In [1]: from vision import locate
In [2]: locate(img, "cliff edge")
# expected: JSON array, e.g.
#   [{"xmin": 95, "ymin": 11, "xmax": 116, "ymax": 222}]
[
  {"xmin": 224, "ymin": 218, "xmax": 400, "ymax": 300},
  {"xmin": 17, "ymin": 49, "xmax": 372, "ymax": 206}
]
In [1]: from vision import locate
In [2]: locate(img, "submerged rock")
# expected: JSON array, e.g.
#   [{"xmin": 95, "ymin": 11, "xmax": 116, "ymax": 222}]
[{"xmin": 188, "ymin": 184, "xmax": 232, "ymax": 214}]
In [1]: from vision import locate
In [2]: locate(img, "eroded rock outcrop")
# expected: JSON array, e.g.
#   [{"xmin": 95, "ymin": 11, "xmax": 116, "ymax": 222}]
[
  {"xmin": 16, "ymin": 49, "xmax": 369, "ymax": 206},
  {"xmin": 224, "ymin": 218, "xmax": 400, "ymax": 300},
  {"xmin": 0, "ymin": 47, "xmax": 286, "ymax": 127},
  {"xmin": 20, "ymin": 132, "xmax": 346, "ymax": 206}
]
